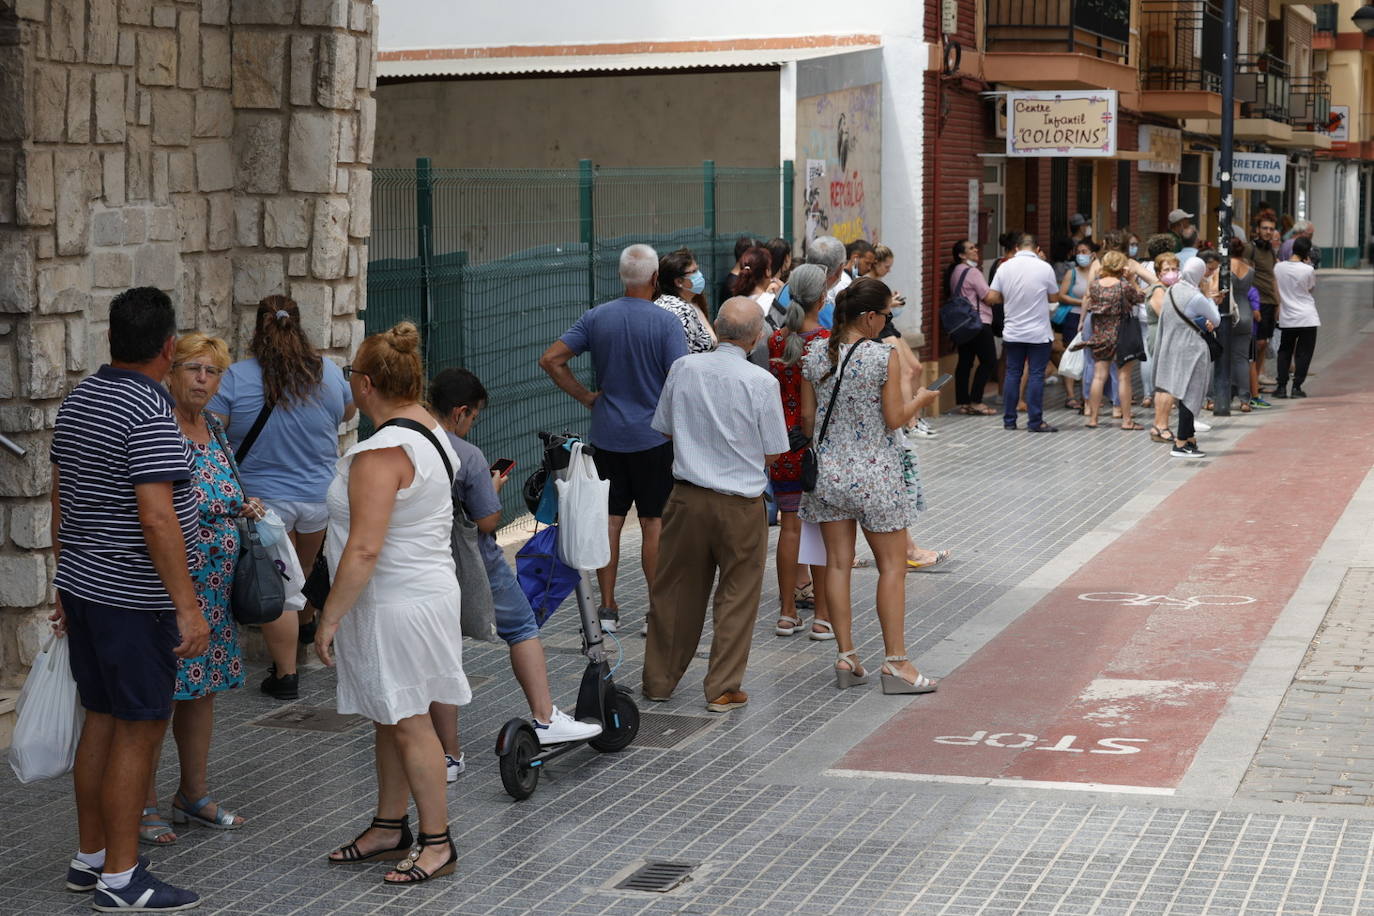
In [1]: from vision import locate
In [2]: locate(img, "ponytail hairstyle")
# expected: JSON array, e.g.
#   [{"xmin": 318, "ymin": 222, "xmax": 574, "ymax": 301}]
[
  {"xmin": 943, "ymin": 239, "xmax": 971, "ymax": 298},
  {"xmin": 352, "ymin": 320, "xmax": 424, "ymax": 402},
  {"xmin": 778, "ymin": 263, "xmax": 827, "ymax": 367},
  {"xmin": 822, "ymin": 277, "xmax": 890, "ymax": 380},
  {"xmin": 730, "ymin": 246, "xmax": 771, "ymax": 297},
  {"xmin": 250, "ymin": 295, "xmax": 322, "ymax": 406}
]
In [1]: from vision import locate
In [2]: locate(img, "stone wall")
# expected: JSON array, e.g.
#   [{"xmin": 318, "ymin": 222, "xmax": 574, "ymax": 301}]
[{"xmin": 0, "ymin": 0, "xmax": 377, "ymax": 686}]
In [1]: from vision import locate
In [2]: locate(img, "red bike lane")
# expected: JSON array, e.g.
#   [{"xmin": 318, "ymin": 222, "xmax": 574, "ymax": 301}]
[{"xmin": 838, "ymin": 343, "xmax": 1374, "ymax": 791}]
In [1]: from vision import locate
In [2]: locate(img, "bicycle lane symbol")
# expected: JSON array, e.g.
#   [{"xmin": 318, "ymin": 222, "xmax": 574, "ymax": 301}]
[{"xmin": 1077, "ymin": 592, "xmax": 1257, "ymax": 608}]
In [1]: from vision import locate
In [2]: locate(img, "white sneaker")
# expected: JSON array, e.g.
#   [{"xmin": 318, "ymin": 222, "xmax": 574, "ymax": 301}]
[
  {"xmin": 1194, "ymin": 420, "xmax": 1212, "ymax": 432},
  {"xmin": 533, "ymin": 706, "xmax": 603, "ymax": 746},
  {"xmin": 909, "ymin": 422, "xmax": 937, "ymax": 438},
  {"xmin": 445, "ymin": 753, "xmax": 465, "ymax": 782}
]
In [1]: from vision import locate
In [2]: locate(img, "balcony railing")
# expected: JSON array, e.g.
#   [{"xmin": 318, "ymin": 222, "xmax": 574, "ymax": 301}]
[
  {"xmin": 1235, "ymin": 53, "xmax": 1290, "ymax": 123},
  {"xmin": 1139, "ymin": 0, "xmax": 1222, "ymax": 93},
  {"xmin": 1289, "ymin": 77, "xmax": 1332, "ymax": 132},
  {"xmin": 985, "ymin": 0, "xmax": 1132, "ymax": 63}
]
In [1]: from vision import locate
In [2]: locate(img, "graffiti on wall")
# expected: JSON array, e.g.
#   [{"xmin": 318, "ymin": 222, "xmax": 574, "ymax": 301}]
[{"xmin": 796, "ymin": 83, "xmax": 881, "ymax": 249}]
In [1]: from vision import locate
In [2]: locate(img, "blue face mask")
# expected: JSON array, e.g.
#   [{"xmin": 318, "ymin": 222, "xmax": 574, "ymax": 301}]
[
  {"xmin": 890, "ymin": 306, "xmax": 905, "ymax": 320},
  {"xmin": 1128, "ymin": 244, "xmax": 1139, "ymax": 258},
  {"xmin": 687, "ymin": 270, "xmax": 705, "ymax": 295},
  {"xmin": 1075, "ymin": 254, "xmax": 1092, "ymax": 268}
]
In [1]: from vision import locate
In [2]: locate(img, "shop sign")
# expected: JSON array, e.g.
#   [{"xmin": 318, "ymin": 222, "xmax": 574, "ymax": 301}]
[
  {"xmin": 1137, "ymin": 125, "xmax": 1182, "ymax": 174},
  {"xmin": 1330, "ymin": 106, "xmax": 1349, "ymax": 150},
  {"xmin": 1211, "ymin": 152, "xmax": 1287, "ymax": 191},
  {"xmin": 1006, "ymin": 91, "xmax": 1117, "ymax": 157}
]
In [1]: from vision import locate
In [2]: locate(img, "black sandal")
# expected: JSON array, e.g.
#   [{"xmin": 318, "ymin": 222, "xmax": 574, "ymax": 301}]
[
  {"xmin": 384, "ymin": 828, "xmax": 457, "ymax": 885},
  {"xmin": 328, "ymin": 815, "xmax": 413, "ymax": 864}
]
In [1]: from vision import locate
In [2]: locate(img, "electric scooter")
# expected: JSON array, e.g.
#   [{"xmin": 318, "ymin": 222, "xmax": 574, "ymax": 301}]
[{"xmin": 495, "ymin": 431, "xmax": 640, "ymax": 800}]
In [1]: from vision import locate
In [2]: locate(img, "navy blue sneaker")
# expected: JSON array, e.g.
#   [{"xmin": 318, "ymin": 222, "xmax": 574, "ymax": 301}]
[
  {"xmin": 66, "ymin": 855, "xmax": 149, "ymax": 892},
  {"xmin": 92, "ymin": 863, "xmax": 200, "ymax": 912}
]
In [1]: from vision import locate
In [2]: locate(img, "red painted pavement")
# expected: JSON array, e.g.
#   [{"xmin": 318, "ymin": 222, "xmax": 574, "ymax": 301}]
[{"xmin": 840, "ymin": 344, "xmax": 1374, "ymax": 789}]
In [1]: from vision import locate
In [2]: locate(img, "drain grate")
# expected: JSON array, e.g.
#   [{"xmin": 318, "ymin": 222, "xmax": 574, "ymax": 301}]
[
  {"xmin": 250, "ymin": 705, "xmax": 363, "ymax": 732},
  {"xmin": 614, "ymin": 860, "xmax": 697, "ymax": 893},
  {"xmin": 631, "ymin": 712, "xmax": 718, "ymax": 749}
]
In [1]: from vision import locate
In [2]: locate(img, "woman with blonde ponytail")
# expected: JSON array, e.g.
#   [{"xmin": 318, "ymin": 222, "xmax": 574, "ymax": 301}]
[
  {"xmin": 210, "ymin": 295, "xmax": 356, "ymax": 701},
  {"xmin": 764, "ymin": 264, "xmax": 832, "ymax": 639}
]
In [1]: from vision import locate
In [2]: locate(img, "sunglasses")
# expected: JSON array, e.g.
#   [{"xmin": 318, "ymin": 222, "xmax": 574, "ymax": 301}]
[{"xmin": 342, "ymin": 366, "xmax": 370, "ymax": 380}]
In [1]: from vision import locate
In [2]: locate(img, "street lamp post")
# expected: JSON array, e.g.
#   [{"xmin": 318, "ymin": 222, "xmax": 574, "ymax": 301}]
[{"xmin": 1214, "ymin": 0, "xmax": 1237, "ymax": 415}]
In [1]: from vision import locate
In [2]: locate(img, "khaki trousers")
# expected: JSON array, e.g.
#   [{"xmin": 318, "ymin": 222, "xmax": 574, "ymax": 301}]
[{"xmin": 641, "ymin": 481, "xmax": 768, "ymax": 702}]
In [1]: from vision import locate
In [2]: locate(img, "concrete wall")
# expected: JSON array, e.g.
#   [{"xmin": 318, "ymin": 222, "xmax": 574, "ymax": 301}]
[
  {"xmin": 0, "ymin": 0, "xmax": 378, "ymax": 686},
  {"xmin": 373, "ymin": 70, "xmax": 779, "ymax": 170}
]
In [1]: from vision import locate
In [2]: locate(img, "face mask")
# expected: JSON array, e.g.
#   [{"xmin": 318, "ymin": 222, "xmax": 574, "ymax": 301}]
[
  {"xmin": 1128, "ymin": 244, "xmax": 1139, "ymax": 258},
  {"xmin": 1182, "ymin": 229, "xmax": 1198, "ymax": 244},
  {"xmin": 890, "ymin": 306, "xmax": 905, "ymax": 319},
  {"xmin": 686, "ymin": 270, "xmax": 705, "ymax": 296},
  {"xmin": 1082, "ymin": 225, "xmax": 1093, "ymax": 238},
  {"xmin": 1075, "ymin": 254, "xmax": 1092, "ymax": 268},
  {"xmin": 1160, "ymin": 270, "xmax": 1180, "ymax": 286}
]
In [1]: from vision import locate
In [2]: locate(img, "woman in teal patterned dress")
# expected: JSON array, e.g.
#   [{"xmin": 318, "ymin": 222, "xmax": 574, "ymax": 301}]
[{"xmin": 140, "ymin": 334, "xmax": 257, "ymax": 845}]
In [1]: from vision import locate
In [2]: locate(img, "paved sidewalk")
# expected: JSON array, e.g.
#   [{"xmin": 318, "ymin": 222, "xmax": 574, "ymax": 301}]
[{"xmin": 2, "ymin": 276, "xmax": 1372, "ymax": 915}]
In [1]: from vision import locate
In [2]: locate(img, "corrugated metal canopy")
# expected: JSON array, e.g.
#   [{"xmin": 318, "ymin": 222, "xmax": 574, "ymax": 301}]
[{"xmin": 377, "ymin": 45, "xmax": 865, "ymax": 79}]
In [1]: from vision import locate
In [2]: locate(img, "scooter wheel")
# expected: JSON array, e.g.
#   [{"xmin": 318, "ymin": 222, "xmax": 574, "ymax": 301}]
[
  {"xmin": 589, "ymin": 687, "xmax": 640, "ymax": 753},
  {"xmin": 498, "ymin": 725, "xmax": 541, "ymax": 800}
]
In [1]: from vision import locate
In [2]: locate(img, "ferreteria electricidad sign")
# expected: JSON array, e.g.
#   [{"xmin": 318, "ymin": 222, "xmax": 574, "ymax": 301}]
[
  {"xmin": 1005, "ymin": 91, "xmax": 1118, "ymax": 157},
  {"xmin": 1211, "ymin": 152, "xmax": 1287, "ymax": 191}
]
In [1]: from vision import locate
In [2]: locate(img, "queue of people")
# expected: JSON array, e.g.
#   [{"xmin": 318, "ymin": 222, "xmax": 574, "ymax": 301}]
[
  {"xmin": 44, "ymin": 211, "xmax": 1324, "ymax": 907},
  {"xmin": 955, "ymin": 204, "xmax": 1324, "ymax": 458}
]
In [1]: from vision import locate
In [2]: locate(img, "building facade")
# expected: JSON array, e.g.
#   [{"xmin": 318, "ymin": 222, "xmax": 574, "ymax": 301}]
[{"xmin": 1313, "ymin": 0, "xmax": 1374, "ymax": 266}]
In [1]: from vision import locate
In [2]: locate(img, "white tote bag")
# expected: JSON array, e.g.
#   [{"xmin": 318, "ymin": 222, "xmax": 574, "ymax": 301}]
[
  {"xmin": 8, "ymin": 634, "xmax": 84, "ymax": 784},
  {"xmin": 265, "ymin": 532, "xmax": 307, "ymax": 612},
  {"xmin": 1057, "ymin": 333, "xmax": 1086, "ymax": 380},
  {"xmin": 554, "ymin": 441, "xmax": 611, "ymax": 570}
]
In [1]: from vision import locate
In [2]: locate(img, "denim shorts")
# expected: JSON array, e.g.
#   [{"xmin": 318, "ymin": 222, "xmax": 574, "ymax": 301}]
[
  {"xmin": 62, "ymin": 590, "xmax": 178, "ymax": 721},
  {"xmin": 487, "ymin": 556, "xmax": 541, "ymax": 647},
  {"xmin": 263, "ymin": 499, "xmax": 329, "ymax": 535}
]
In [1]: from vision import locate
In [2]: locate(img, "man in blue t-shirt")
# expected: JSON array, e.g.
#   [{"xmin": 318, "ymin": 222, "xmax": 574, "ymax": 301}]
[
  {"xmin": 539, "ymin": 244, "xmax": 688, "ymax": 634},
  {"xmin": 49, "ymin": 287, "xmax": 206, "ymax": 911},
  {"xmin": 425, "ymin": 369, "xmax": 601, "ymax": 770}
]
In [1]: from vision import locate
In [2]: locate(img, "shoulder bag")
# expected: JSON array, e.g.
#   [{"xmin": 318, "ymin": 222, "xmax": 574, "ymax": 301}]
[
  {"xmin": 300, "ymin": 417, "xmax": 456, "ymax": 612},
  {"xmin": 234, "ymin": 400, "xmax": 274, "ymax": 465},
  {"xmin": 800, "ymin": 341, "xmax": 863, "ymax": 493},
  {"xmin": 1169, "ymin": 289, "xmax": 1223, "ymax": 362},
  {"xmin": 210, "ymin": 418, "xmax": 287, "ymax": 626},
  {"xmin": 939, "ymin": 265, "xmax": 982, "ymax": 345}
]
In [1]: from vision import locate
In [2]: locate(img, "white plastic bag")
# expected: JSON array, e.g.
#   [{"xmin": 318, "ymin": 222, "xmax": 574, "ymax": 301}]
[
  {"xmin": 554, "ymin": 441, "xmax": 611, "ymax": 570},
  {"xmin": 797, "ymin": 520, "xmax": 827, "ymax": 567},
  {"xmin": 266, "ymin": 532, "xmax": 306, "ymax": 612},
  {"xmin": 1057, "ymin": 333, "xmax": 1086, "ymax": 380},
  {"xmin": 8, "ymin": 634, "xmax": 84, "ymax": 784}
]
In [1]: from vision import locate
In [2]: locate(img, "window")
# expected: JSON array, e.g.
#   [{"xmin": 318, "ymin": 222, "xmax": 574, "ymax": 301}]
[
  {"xmin": 1178, "ymin": 153, "xmax": 1204, "ymax": 228},
  {"xmin": 1239, "ymin": 11, "xmax": 1250, "ymax": 56}
]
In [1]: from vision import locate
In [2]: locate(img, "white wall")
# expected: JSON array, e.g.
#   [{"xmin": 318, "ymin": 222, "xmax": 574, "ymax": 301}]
[
  {"xmin": 376, "ymin": 0, "xmax": 920, "ymax": 51},
  {"xmin": 1310, "ymin": 162, "xmax": 1361, "ymax": 263}
]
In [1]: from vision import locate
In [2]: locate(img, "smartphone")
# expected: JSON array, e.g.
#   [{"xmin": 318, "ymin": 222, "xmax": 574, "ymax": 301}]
[
  {"xmin": 928, "ymin": 373, "xmax": 953, "ymax": 391},
  {"xmin": 490, "ymin": 458, "xmax": 516, "ymax": 479}
]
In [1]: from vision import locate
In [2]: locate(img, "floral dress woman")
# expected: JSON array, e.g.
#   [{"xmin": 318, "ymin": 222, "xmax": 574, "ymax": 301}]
[
  {"xmin": 1071, "ymin": 278, "xmax": 1144, "ymax": 364},
  {"xmin": 799, "ymin": 337, "xmax": 918, "ymax": 533},
  {"xmin": 174, "ymin": 414, "xmax": 246, "ymax": 700}
]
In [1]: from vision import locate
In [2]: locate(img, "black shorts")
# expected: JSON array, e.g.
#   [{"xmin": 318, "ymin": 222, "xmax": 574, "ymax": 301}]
[
  {"xmin": 1256, "ymin": 304, "xmax": 1277, "ymax": 341},
  {"xmin": 592, "ymin": 442, "xmax": 674, "ymax": 518},
  {"xmin": 62, "ymin": 590, "xmax": 178, "ymax": 721}
]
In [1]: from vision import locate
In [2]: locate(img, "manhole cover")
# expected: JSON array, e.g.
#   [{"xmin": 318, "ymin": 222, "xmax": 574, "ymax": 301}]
[
  {"xmin": 614, "ymin": 860, "xmax": 697, "ymax": 893},
  {"xmin": 251, "ymin": 705, "xmax": 363, "ymax": 732},
  {"xmin": 632, "ymin": 712, "xmax": 717, "ymax": 749}
]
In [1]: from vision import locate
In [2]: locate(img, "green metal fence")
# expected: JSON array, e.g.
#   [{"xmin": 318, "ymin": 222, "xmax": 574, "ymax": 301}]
[{"xmin": 365, "ymin": 159, "xmax": 794, "ymax": 520}]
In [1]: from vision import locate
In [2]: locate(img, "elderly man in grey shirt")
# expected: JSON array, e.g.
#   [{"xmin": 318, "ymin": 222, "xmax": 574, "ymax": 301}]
[{"xmin": 642, "ymin": 298, "xmax": 790, "ymax": 713}]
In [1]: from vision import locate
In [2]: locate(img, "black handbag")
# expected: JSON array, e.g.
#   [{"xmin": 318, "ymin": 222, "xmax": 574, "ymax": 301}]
[
  {"xmin": 300, "ymin": 417, "xmax": 455, "ymax": 610},
  {"xmin": 209, "ymin": 419, "xmax": 286, "ymax": 626},
  {"xmin": 1114, "ymin": 313, "xmax": 1148, "ymax": 367},
  {"xmin": 801, "ymin": 341, "xmax": 863, "ymax": 493},
  {"xmin": 939, "ymin": 265, "xmax": 982, "ymax": 345},
  {"xmin": 1170, "ymin": 289, "xmax": 1223, "ymax": 362}
]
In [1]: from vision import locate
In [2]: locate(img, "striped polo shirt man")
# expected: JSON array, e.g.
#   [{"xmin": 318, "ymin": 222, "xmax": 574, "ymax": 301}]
[{"xmin": 51, "ymin": 366, "xmax": 197, "ymax": 609}]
